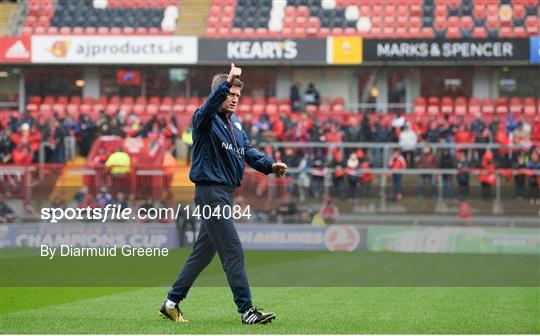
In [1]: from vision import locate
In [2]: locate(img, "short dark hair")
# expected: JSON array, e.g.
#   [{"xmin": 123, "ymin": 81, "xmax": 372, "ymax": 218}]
[{"xmin": 211, "ymin": 73, "xmax": 244, "ymax": 92}]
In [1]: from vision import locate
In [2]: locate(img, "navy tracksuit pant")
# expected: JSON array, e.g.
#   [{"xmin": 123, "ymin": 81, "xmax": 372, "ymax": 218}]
[{"xmin": 167, "ymin": 185, "xmax": 252, "ymax": 313}]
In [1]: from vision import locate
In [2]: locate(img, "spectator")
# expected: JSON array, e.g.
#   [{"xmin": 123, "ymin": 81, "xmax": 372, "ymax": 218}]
[
  {"xmin": 310, "ymin": 154, "xmax": 326, "ymax": 199},
  {"xmin": 388, "ymin": 148, "xmax": 407, "ymax": 201},
  {"xmin": 320, "ymin": 199, "xmax": 339, "ymax": 224},
  {"xmin": 456, "ymin": 151, "xmax": 470, "ymax": 200},
  {"xmin": 0, "ymin": 193, "xmax": 15, "ymax": 223},
  {"xmin": 49, "ymin": 118, "xmax": 67, "ymax": 163},
  {"xmin": 303, "ymin": 83, "xmax": 320, "ymax": 107},
  {"xmin": 297, "ymin": 153, "xmax": 311, "ymax": 202},
  {"xmin": 399, "ymin": 122, "xmax": 417, "ymax": 168},
  {"xmin": 513, "ymin": 154, "xmax": 527, "ymax": 201},
  {"xmin": 359, "ymin": 154, "xmax": 373, "ymax": 197},
  {"xmin": 345, "ymin": 153, "xmax": 359, "ymax": 202},
  {"xmin": 479, "ymin": 150, "xmax": 496, "ymax": 201},
  {"xmin": 12, "ymin": 145, "xmax": 33, "ymax": 165},
  {"xmin": 505, "ymin": 112, "xmax": 519, "ymax": 134},
  {"xmin": 290, "ymin": 82, "xmax": 301, "ymax": 112},
  {"xmin": 10, "ymin": 123, "xmax": 41, "ymax": 163},
  {"xmin": 513, "ymin": 121, "xmax": 531, "ymax": 147},
  {"xmin": 474, "ymin": 126, "xmax": 491, "ymax": 163},
  {"xmin": 391, "ymin": 112, "xmax": 405, "ymax": 130},
  {"xmin": 489, "ymin": 117, "xmax": 500, "ymax": 139},
  {"xmin": 359, "ymin": 113, "xmax": 373, "ymax": 142},
  {"xmin": 105, "ymin": 146, "xmax": 131, "ymax": 175},
  {"xmin": 79, "ymin": 114, "xmax": 95, "ymax": 157},
  {"xmin": 526, "ymin": 149, "xmax": 540, "ymax": 205},
  {"xmin": 416, "ymin": 146, "xmax": 437, "ymax": 199},
  {"xmin": 74, "ymin": 186, "xmax": 93, "ymax": 208},
  {"xmin": 52, "ymin": 195, "xmax": 66, "ymax": 209},
  {"xmin": 63, "ymin": 114, "xmax": 80, "ymax": 160},
  {"xmin": 423, "ymin": 121, "xmax": 440, "ymax": 143},
  {"xmin": 531, "ymin": 117, "xmax": 540, "ymax": 143},
  {"xmin": 115, "ymin": 192, "xmax": 129, "ymax": 210},
  {"xmin": 0, "ymin": 125, "xmax": 12, "ymax": 163},
  {"xmin": 470, "ymin": 113, "xmax": 486, "ymax": 135},
  {"xmin": 181, "ymin": 126, "xmax": 193, "ymax": 165},
  {"xmin": 95, "ymin": 186, "xmax": 113, "ymax": 208},
  {"xmin": 91, "ymin": 147, "xmax": 109, "ymax": 166},
  {"xmin": 454, "ymin": 124, "xmax": 474, "ymax": 144},
  {"xmin": 439, "ymin": 149, "xmax": 455, "ymax": 200},
  {"xmin": 495, "ymin": 123, "xmax": 511, "ymax": 168},
  {"xmin": 332, "ymin": 162, "xmax": 345, "ymax": 199},
  {"xmin": 439, "ymin": 115, "xmax": 457, "ymax": 142}
]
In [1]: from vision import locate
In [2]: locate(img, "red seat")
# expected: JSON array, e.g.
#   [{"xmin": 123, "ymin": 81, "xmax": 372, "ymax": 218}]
[
  {"xmin": 512, "ymin": 26, "xmax": 527, "ymax": 38},
  {"xmin": 482, "ymin": 98, "xmax": 495, "ymax": 114},
  {"xmin": 525, "ymin": 17, "xmax": 539, "ymax": 35},
  {"xmin": 446, "ymin": 27, "xmax": 461, "ymax": 38},
  {"xmin": 499, "ymin": 26, "xmax": 513, "ymax": 37},
  {"xmin": 427, "ymin": 105, "xmax": 440, "ymax": 116},
  {"xmin": 472, "ymin": 26, "xmax": 487, "ymax": 38}
]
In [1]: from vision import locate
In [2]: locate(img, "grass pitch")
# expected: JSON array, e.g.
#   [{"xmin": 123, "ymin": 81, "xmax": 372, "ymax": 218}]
[
  {"xmin": 1, "ymin": 286, "xmax": 538, "ymax": 334},
  {"xmin": 1, "ymin": 249, "xmax": 538, "ymax": 334}
]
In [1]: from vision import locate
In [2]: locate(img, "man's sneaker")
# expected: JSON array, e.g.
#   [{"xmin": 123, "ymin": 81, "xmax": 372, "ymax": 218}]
[
  {"xmin": 242, "ymin": 307, "xmax": 276, "ymax": 324},
  {"xmin": 159, "ymin": 301, "xmax": 188, "ymax": 323}
]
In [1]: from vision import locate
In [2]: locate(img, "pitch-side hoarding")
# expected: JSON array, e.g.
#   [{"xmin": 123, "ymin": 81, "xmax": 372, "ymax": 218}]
[{"xmin": 31, "ymin": 35, "xmax": 197, "ymax": 64}]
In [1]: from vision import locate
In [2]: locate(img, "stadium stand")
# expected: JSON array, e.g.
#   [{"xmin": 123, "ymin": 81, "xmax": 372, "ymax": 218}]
[
  {"xmin": 18, "ymin": 0, "xmax": 179, "ymax": 35},
  {"xmin": 206, "ymin": 0, "xmax": 540, "ymax": 38}
]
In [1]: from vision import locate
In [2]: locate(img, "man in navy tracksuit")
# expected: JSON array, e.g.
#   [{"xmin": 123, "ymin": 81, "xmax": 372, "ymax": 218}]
[{"xmin": 160, "ymin": 64, "xmax": 287, "ymax": 325}]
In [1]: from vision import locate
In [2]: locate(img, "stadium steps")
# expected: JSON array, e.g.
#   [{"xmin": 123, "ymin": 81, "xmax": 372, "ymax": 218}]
[
  {"xmin": 175, "ymin": 0, "xmax": 212, "ymax": 36},
  {"xmin": 0, "ymin": 2, "xmax": 17, "ymax": 35},
  {"xmin": 171, "ymin": 162, "xmax": 195, "ymax": 202},
  {"xmin": 49, "ymin": 156, "xmax": 86, "ymax": 203}
]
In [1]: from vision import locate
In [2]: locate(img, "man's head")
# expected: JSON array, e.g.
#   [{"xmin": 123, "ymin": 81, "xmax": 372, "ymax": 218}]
[{"xmin": 211, "ymin": 73, "xmax": 243, "ymax": 115}]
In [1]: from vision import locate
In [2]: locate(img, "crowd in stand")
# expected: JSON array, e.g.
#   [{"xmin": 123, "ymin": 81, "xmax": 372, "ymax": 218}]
[
  {"xmin": 0, "ymin": 110, "xmax": 178, "ymax": 164},
  {"xmin": 1, "ymin": 96, "xmax": 540, "ymax": 204}
]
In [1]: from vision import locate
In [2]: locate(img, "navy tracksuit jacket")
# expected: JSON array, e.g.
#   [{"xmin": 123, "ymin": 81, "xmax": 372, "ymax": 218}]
[
  {"xmin": 168, "ymin": 80, "xmax": 275, "ymax": 313},
  {"xmin": 189, "ymin": 80, "xmax": 275, "ymax": 186}
]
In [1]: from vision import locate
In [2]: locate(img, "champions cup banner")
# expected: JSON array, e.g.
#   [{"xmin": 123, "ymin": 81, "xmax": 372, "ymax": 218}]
[
  {"xmin": 0, "ymin": 224, "xmax": 178, "ymax": 248},
  {"xmin": 367, "ymin": 226, "xmax": 540, "ymax": 254},
  {"xmin": 363, "ymin": 38, "xmax": 530, "ymax": 63},
  {"xmin": 0, "ymin": 224, "xmax": 364, "ymax": 251},
  {"xmin": 30, "ymin": 35, "xmax": 197, "ymax": 64},
  {"xmin": 198, "ymin": 38, "xmax": 327, "ymax": 64}
]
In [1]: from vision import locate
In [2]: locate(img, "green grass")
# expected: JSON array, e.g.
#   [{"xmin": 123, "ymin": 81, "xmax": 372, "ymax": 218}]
[
  {"xmin": 1, "ymin": 286, "xmax": 538, "ymax": 334},
  {"xmin": 2, "ymin": 249, "xmax": 538, "ymax": 286},
  {"xmin": 1, "ymin": 249, "xmax": 539, "ymax": 333}
]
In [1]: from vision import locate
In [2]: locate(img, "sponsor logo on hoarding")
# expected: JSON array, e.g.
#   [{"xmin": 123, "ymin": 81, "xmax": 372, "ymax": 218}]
[
  {"xmin": 530, "ymin": 37, "xmax": 540, "ymax": 64},
  {"xmin": 363, "ymin": 39, "xmax": 529, "ymax": 62},
  {"xmin": 198, "ymin": 38, "xmax": 326, "ymax": 64},
  {"xmin": 327, "ymin": 36, "xmax": 363, "ymax": 64},
  {"xmin": 5, "ymin": 40, "xmax": 30, "ymax": 58},
  {"xmin": 31, "ymin": 35, "xmax": 197, "ymax": 64},
  {"xmin": 0, "ymin": 36, "xmax": 31, "ymax": 63},
  {"xmin": 48, "ymin": 40, "xmax": 71, "ymax": 58},
  {"xmin": 227, "ymin": 40, "xmax": 298, "ymax": 60},
  {"xmin": 324, "ymin": 225, "xmax": 361, "ymax": 251}
]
